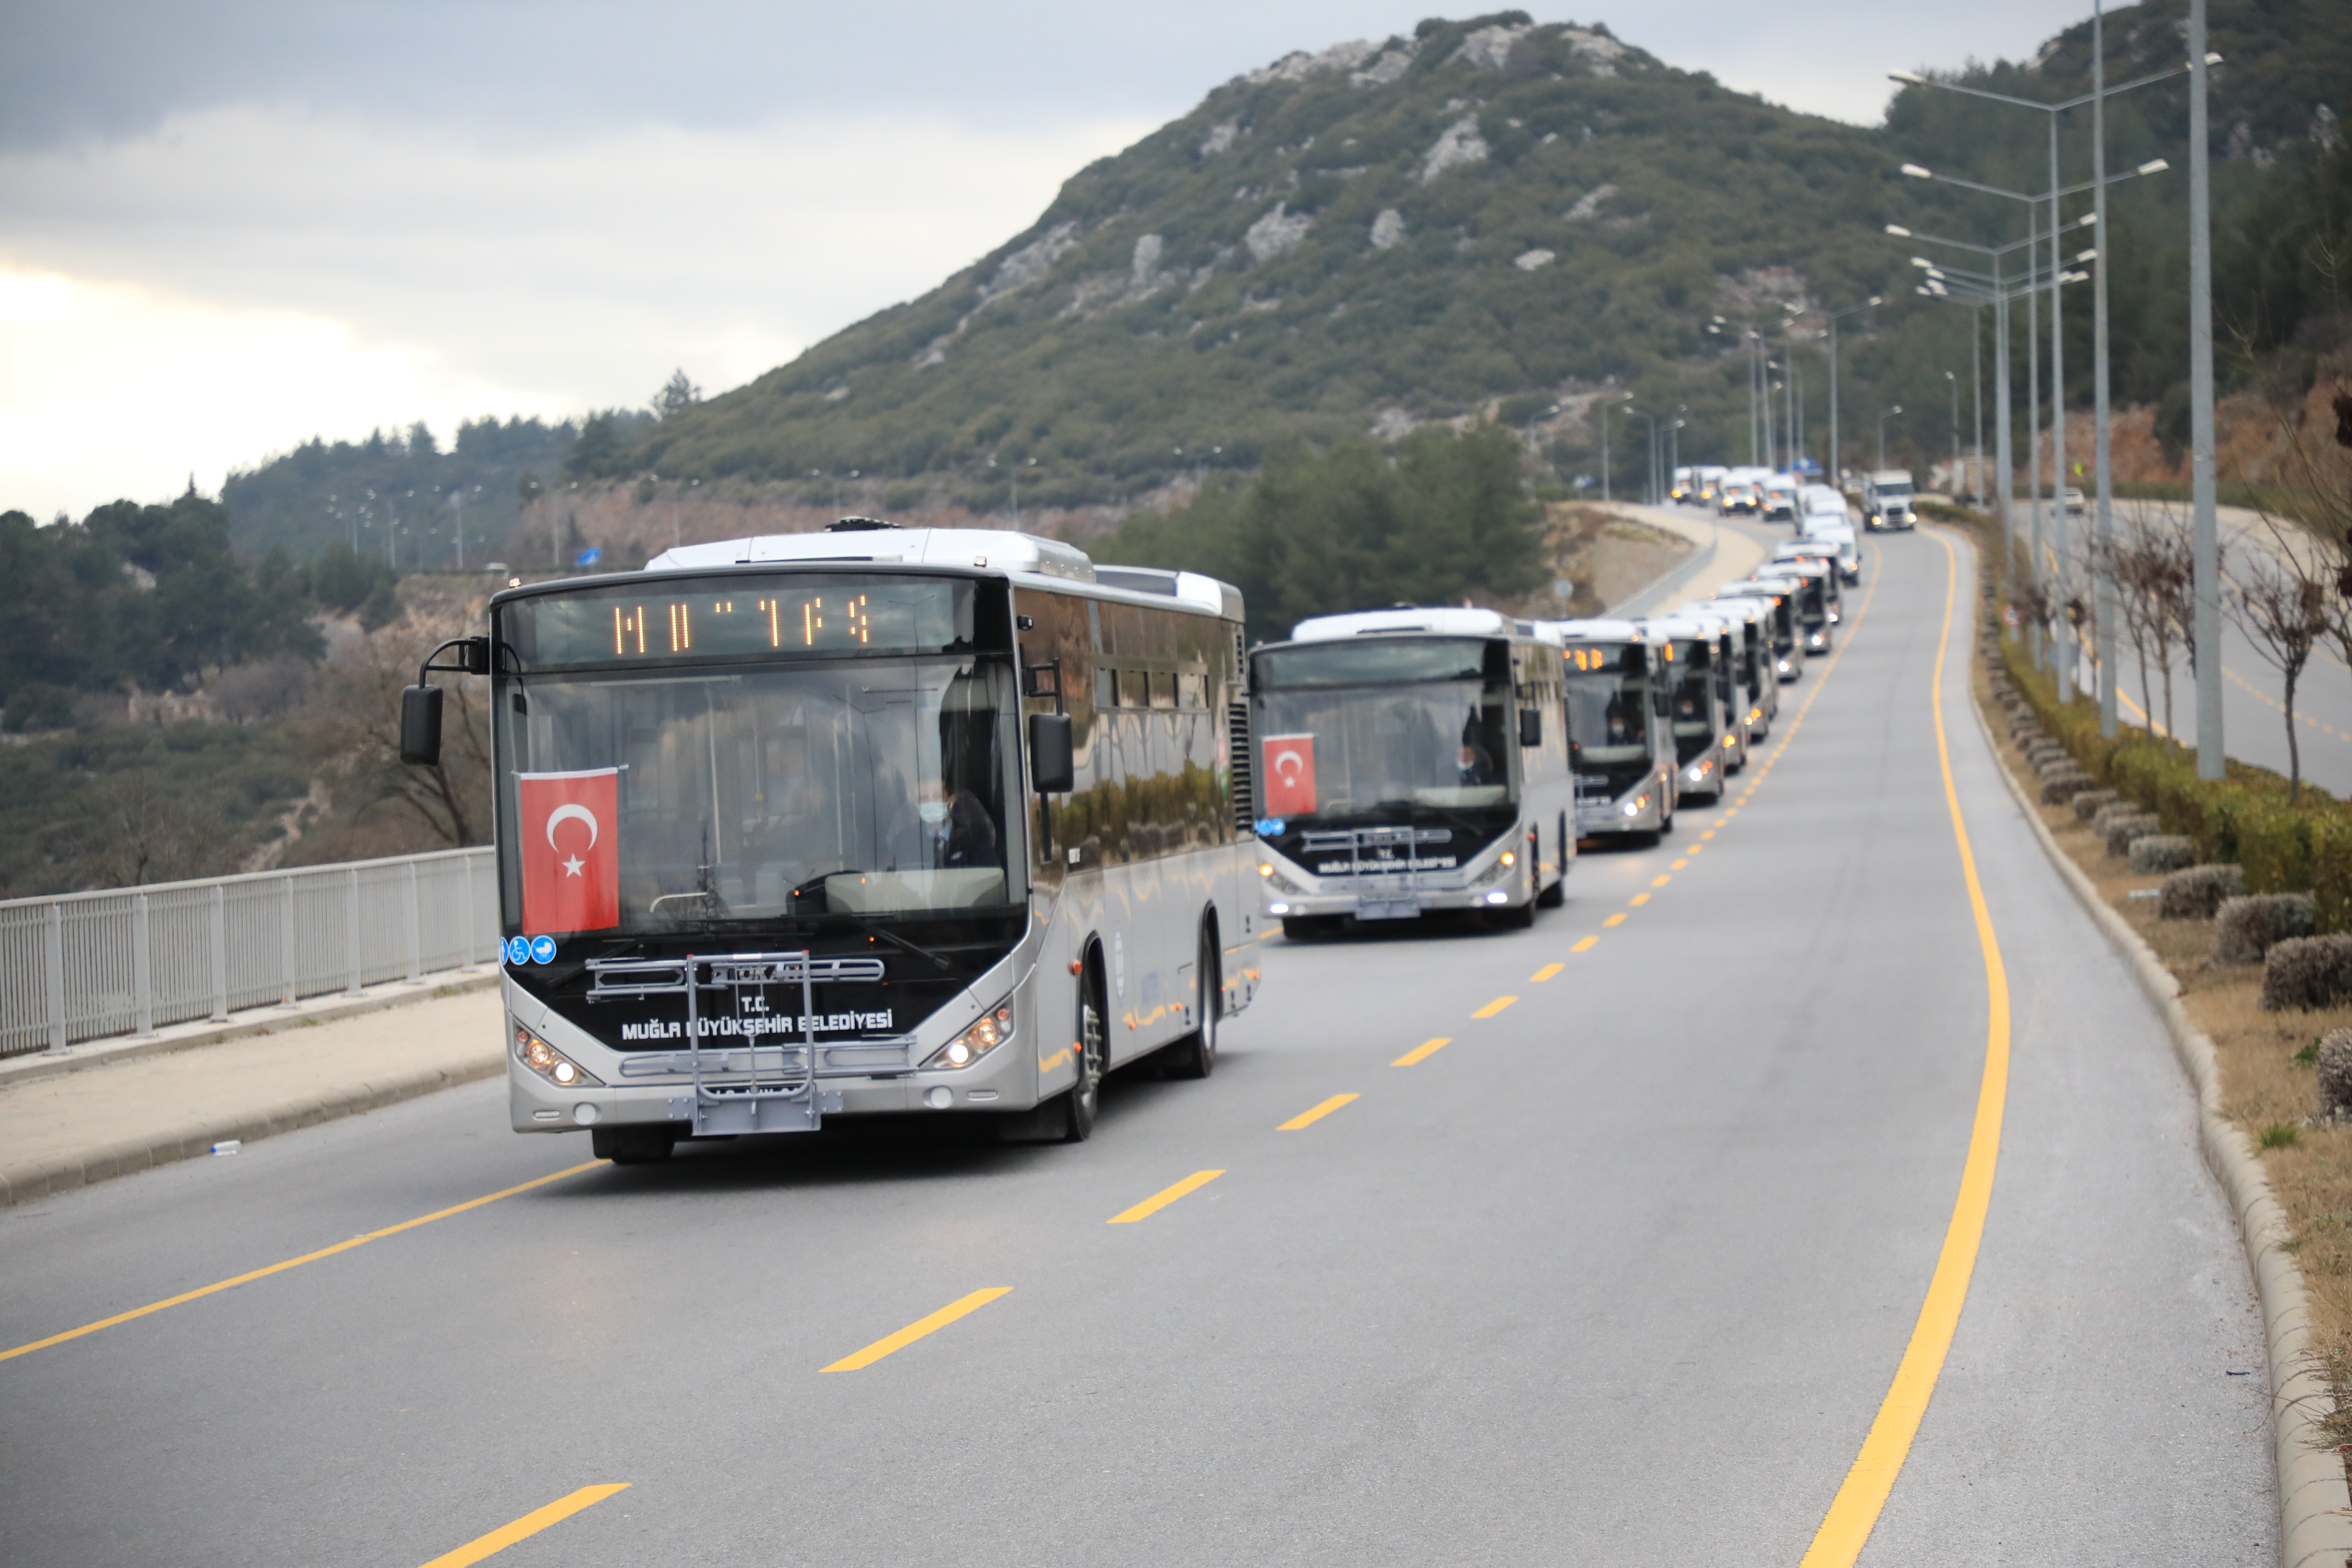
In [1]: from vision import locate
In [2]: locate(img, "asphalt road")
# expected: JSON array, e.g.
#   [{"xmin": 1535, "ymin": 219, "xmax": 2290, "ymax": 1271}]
[{"xmin": 0, "ymin": 530, "xmax": 2276, "ymax": 1566}]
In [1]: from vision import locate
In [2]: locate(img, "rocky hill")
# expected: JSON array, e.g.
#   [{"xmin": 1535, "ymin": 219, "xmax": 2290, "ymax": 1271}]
[{"xmin": 583, "ymin": 13, "xmax": 1904, "ymax": 524}]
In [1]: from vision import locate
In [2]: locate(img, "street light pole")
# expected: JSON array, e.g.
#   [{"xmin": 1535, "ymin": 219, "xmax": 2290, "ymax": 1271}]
[
  {"xmin": 1878, "ymin": 404, "xmax": 1902, "ymax": 471},
  {"xmin": 2093, "ymin": 0, "xmax": 2119, "ymax": 736},
  {"xmin": 2048, "ymin": 110, "xmax": 2074, "ymax": 703},
  {"xmin": 2190, "ymin": 0, "xmax": 2224, "ymax": 777},
  {"xmin": 1823, "ymin": 296, "xmax": 1881, "ymax": 489},
  {"xmin": 1601, "ymin": 399, "xmax": 1614, "ymax": 504},
  {"xmin": 1946, "ymin": 371, "xmax": 1960, "ymax": 498}
]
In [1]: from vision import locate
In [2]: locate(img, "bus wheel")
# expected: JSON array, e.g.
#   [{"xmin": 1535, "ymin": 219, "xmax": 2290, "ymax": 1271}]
[
  {"xmin": 1165, "ymin": 927, "xmax": 1220, "ymax": 1080},
  {"xmin": 1052, "ymin": 964, "xmax": 1107, "ymax": 1142},
  {"xmin": 1492, "ymin": 896, "xmax": 1536, "ymax": 930},
  {"xmin": 591, "ymin": 1124, "xmax": 676, "ymax": 1164},
  {"xmin": 1536, "ymin": 817, "xmax": 1566, "ymax": 908}
]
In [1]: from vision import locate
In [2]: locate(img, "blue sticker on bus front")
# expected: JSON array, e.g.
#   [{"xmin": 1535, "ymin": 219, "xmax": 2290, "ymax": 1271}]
[
  {"xmin": 505, "ymin": 936, "xmax": 531, "ymax": 966},
  {"xmin": 529, "ymin": 935, "xmax": 557, "ymax": 964},
  {"xmin": 1255, "ymin": 818, "xmax": 1286, "ymax": 836}
]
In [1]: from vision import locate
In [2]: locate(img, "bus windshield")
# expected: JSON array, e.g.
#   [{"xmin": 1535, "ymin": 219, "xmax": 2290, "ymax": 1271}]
[
  {"xmin": 493, "ymin": 656, "xmax": 1019, "ymax": 934},
  {"xmin": 1564, "ymin": 665, "xmax": 1650, "ymax": 765},
  {"xmin": 1253, "ymin": 679, "xmax": 1512, "ymax": 819}
]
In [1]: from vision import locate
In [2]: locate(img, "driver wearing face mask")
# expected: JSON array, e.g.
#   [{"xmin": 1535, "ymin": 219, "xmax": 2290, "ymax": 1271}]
[{"xmin": 917, "ymin": 776, "xmax": 999, "ymax": 868}]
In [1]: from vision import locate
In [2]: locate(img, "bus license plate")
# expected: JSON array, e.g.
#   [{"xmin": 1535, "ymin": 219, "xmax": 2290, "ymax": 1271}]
[{"xmin": 1356, "ymin": 897, "xmax": 1420, "ymax": 921}]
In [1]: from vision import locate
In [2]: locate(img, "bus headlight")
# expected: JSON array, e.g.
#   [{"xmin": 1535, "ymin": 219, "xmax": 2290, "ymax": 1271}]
[
  {"xmin": 514, "ymin": 1025, "xmax": 603, "ymax": 1088},
  {"xmin": 1259, "ymin": 862, "xmax": 1303, "ymax": 894},
  {"xmin": 923, "ymin": 1001, "xmax": 1014, "ymax": 1070},
  {"xmin": 1621, "ymin": 796, "xmax": 1646, "ymax": 818}
]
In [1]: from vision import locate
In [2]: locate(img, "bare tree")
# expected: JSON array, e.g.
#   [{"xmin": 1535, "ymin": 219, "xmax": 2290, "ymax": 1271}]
[
  {"xmin": 299, "ymin": 610, "xmax": 491, "ymax": 849},
  {"xmin": 2228, "ymin": 543, "xmax": 2331, "ymax": 802}
]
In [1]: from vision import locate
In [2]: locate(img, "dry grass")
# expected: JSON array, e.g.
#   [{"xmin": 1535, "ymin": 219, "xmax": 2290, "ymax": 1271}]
[{"xmin": 1977, "ymin": 649, "xmax": 2352, "ymax": 1442}]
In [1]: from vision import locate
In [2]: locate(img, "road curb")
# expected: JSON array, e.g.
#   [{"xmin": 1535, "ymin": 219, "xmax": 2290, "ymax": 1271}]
[
  {"xmin": 1962, "ymin": 606, "xmax": 2352, "ymax": 1564},
  {"xmin": 0, "ymin": 971, "xmax": 502, "ymax": 1091},
  {"xmin": 0, "ymin": 1054, "xmax": 504, "ymax": 1210}
]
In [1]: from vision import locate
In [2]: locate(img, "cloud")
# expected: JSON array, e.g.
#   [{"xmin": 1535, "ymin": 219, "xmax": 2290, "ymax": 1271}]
[
  {"xmin": 0, "ymin": 106, "xmax": 1149, "ymax": 515},
  {"xmin": 0, "ymin": 266, "xmax": 562, "ymax": 519}
]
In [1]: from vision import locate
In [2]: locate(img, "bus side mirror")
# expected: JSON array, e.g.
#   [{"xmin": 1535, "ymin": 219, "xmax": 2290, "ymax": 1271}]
[
  {"xmin": 1518, "ymin": 707, "xmax": 1541, "ymax": 747},
  {"xmin": 1029, "ymin": 711, "xmax": 1074, "ymax": 793},
  {"xmin": 400, "ymin": 685, "xmax": 444, "ymax": 766}
]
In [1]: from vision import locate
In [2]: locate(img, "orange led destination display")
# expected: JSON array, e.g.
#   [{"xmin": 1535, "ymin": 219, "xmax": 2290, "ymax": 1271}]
[{"xmin": 505, "ymin": 575, "xmax": 970, "ymax": 671}]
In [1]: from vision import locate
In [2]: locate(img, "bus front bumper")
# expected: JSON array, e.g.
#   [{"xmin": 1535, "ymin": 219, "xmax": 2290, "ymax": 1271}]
[{"xmin": 1576, "ymin": 779, "xmax": 1666, "ymax": 837}]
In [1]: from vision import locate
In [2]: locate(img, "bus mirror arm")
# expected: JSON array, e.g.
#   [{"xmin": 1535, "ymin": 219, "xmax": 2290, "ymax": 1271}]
[
  {"xmin": 400, "ymin": 637, "xmax": 491, "ymax": 768},
  {"xmin": 1518, "ymin": 708, "xmax": 1542, "ymax": 747},
  {"xmin": 1029, "ymin": 712, "xmax": 1075, "ymax": 794}
]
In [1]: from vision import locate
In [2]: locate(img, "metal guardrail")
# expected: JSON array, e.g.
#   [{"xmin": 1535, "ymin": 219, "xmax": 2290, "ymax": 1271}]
[{"xmin": 0, "ymin": 847, "xmax": 498, "ymax": 1059}]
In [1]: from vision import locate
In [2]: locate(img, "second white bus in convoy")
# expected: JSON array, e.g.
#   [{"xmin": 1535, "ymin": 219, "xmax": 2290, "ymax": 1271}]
[
  {"xmin": 399, "ymin": 523, "xmax": 1261, "ymax": 1160},
  {"xmin": 1250, "ymin": 608, "xmax": 1575, "ymax": 935},
  {"xmin": 1555, "ymin": 618, "xmax": 1679, "ymax": 841}
]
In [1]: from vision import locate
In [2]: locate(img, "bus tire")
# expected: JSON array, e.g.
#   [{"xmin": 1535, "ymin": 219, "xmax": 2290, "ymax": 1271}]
[
  {"xmin": 591, "ymin": 1124, "xmax": 677, "ymax": 1164},
  {"xmin": 1492, "ymin": 896, "xmax": 1536, "ymax": 930},
  {"xmin": 1164, "ymin": 925, "xmax": 1220, "ymax": 1080},
  {"xmin": 1051, "ymin": 959, "xmax": 1108, "ymax": 1142}
]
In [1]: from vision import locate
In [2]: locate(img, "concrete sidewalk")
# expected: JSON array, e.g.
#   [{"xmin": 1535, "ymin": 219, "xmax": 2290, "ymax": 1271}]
[{"xmin": 0, "ymin": 988, "xmax": 505, "ymax": 1207}]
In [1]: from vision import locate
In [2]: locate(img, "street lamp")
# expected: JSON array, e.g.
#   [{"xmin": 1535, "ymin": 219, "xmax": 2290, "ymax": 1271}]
[
  {"xmin": 1893, "ymin": 40, "xmax": 2211, "ymax": 727},
  {"xmin": 1877, "ymin": 405, "xmax": 1903, "ymax": 472},
  {"xmin": 1944, "ymin": 371, "xmax": 1960, "ymax": 501},
  {"xmin": 1629, "ymin": 408, "xmax": 1661, "ymax": 506},
  {"xmin": 1822, "ymin": 296, "xmax": 1881, "ymax": 489},
  {"xmin": 1900, "ymin": 156, "xmax": 2172, "ymax": 701}
]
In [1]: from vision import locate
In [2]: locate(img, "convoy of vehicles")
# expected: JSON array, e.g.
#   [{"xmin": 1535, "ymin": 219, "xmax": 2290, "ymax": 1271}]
[
  {"xmin": 396, "ymin": 490, "xmax": 1870, "ymax": 1157},
  {"xmin": 1249, "ymin": 608, "xmax": 1575, "ymax": 936}
]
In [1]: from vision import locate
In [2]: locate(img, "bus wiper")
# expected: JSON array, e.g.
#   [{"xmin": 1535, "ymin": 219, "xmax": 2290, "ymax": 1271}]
[{"xmin": 786, "ymin": 870, "xmax": 952, "ymax": 971}]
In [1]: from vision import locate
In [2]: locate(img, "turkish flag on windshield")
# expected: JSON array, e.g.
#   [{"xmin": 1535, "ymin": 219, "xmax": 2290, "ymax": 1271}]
[
  {"xmin": 1260, "ymin": 734, "xmax": 1316, "ymax": 818},
  {"xmin": 518, "ymin": 769, "xmax": 620, "ymax": 933}
]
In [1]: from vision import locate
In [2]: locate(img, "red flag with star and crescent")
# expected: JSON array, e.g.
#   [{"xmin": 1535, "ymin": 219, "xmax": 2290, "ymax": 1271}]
[
  {"xmin": 518, "ymin": 769, "xmax": 620, "ymax": 933},
  {"xmin": 1260, "ymin": 734, "xmax": 1317, "ymax": 818}
]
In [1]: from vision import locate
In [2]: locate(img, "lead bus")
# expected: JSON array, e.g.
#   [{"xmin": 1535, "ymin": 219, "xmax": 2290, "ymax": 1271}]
[
  {"xmin": 400, "ymin": 524, "xmax": 1260, "ymax": 1162},
  {"xmin": 1248, "ymin": 608, "xmax": 1575, "ymax": 935}
]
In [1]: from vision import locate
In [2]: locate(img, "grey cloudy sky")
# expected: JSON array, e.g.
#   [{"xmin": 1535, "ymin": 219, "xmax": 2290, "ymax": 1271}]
[{"xmin": 0, "ymin": 1, "xmax": 2087, "ymax": 517}]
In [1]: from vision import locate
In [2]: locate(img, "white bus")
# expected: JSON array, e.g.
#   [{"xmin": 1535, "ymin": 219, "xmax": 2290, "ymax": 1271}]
[
  {"xmin": 1554, "ymin": 618, "xmax": 1680, "ymax": 841},
  {"xmin": 1250, "ymin": 608, "xmax": 1575, "ymax": 935},
  {"xmin": 399, "ymin": 524, "xmax": 1261, "ymax": 1161}
]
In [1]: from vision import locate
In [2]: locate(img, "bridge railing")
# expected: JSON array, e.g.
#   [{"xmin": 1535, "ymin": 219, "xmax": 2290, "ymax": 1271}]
[{"xmin": 0, "ymin": 847, "xmax": 498, "ymax": 1058}]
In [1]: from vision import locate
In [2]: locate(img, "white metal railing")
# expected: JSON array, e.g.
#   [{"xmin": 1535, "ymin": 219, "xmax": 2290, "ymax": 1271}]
[{"xmin": 0, "ymin": 847, "xmax": 498, "ymax": 1058}]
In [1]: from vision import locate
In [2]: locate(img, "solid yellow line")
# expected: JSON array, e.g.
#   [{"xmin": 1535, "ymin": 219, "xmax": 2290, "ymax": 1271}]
[
  {"xmin": 1470, "ymin": 995, "xmax": 1517, "ymax": 1019},
  {"xmin": 822, "ymin": 1287, "xmax": 1012, "ymax": 1371},
  {"xmin": 1278, "ymin": 1093, "xmax": 1359, "ymax": 1130},
  {"xmin": 0, "ymin": 1160, "xmax": 606, "ymax": 1365},
  {"xmin": 1799, "ymin": 530, "xmax": 2009, "ymax": 1566},
  {"xmin": 1392, "ymin": 1037, "xmax": 1451, "ymax": 1067},
  {"xmin": 1530, "ymin": 963, "xmax": 1564, "ymax": 982},
  {"xmin": 1108, "ymin": 1169, "xmax": 1224, "ymax": 1224},
  {"xmin": 417, "ymin": 1484, "xmax": 630, "ymax": 1568},
  {"xmin": 1602, "ymin": 913, "xmax": 1626, "ymax": 927},
  {"xmin": 1571, "ymin": 935, "xmax": 1599, "ymax": 952}
]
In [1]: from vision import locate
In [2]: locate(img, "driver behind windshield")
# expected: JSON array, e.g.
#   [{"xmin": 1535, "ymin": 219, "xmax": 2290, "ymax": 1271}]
[{"xmin": 919, "ymin": 775, "xmax": 999, "ymax": 868}]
